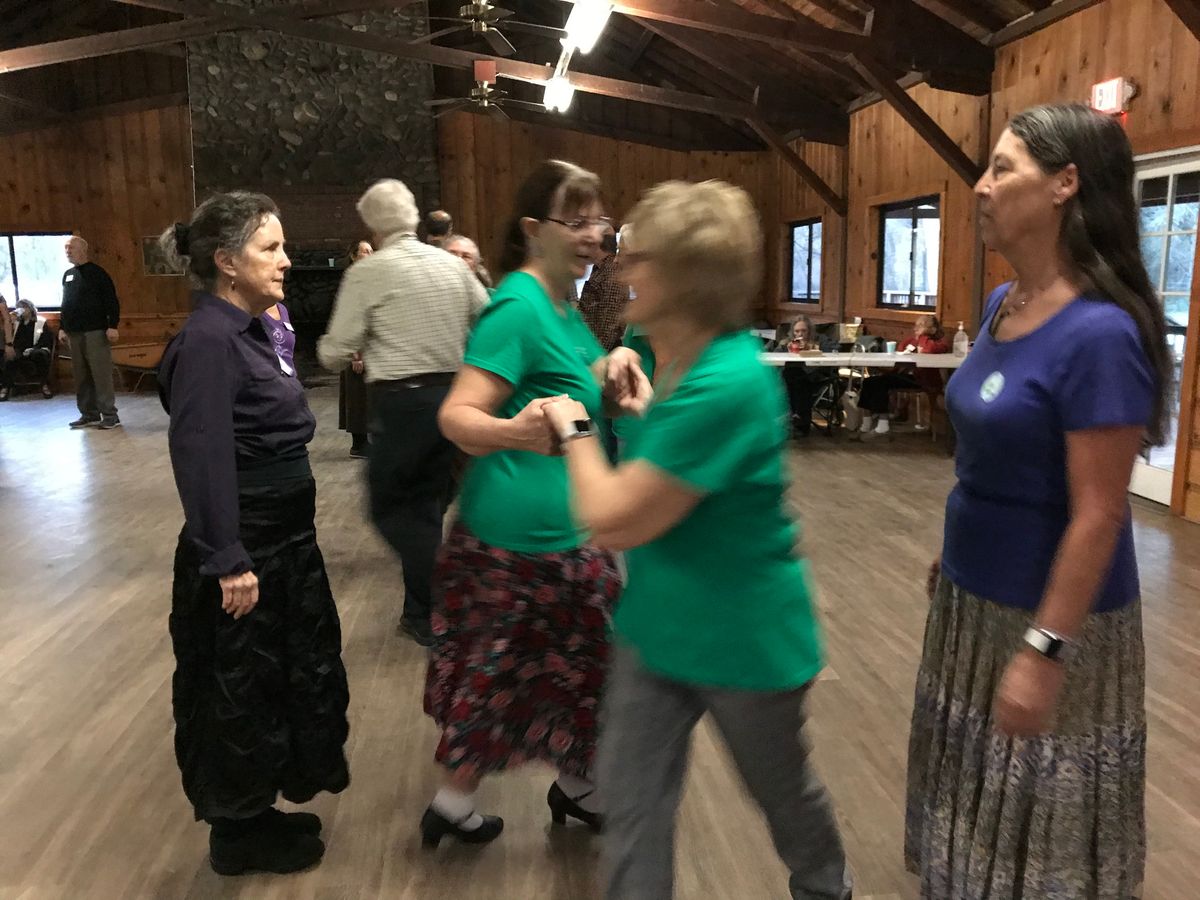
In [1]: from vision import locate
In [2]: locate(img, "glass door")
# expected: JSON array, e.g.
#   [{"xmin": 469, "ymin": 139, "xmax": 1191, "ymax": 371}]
[{"xmin": 1133, "ymin": 153, "xmax": 1199, "ymax": 504}]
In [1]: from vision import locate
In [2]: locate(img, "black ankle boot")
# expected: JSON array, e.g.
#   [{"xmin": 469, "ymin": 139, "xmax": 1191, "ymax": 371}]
[
  {"xmin": 419, "ymin": 806, "xmax": 504, "ymax": 848},
  {"xmin": 547, "ymin": 782, "xmax": 603, "ymax": 832},
  {"xmin": 209, "ymin": 821, "xmax": 325, "ymax": 876},
  {"xmin": 261, "ymin": 807, "xmax": 322, "ymax": 836}
]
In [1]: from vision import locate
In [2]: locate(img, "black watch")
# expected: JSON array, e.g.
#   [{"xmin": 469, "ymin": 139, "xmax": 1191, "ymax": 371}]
[
  {"xmin": 559, "ymin": 418, "xmax": 597, "ymax": 443},
  {"xmin": 1022, "ymin": 626, "xmax": 1072, "ymax": 663}
]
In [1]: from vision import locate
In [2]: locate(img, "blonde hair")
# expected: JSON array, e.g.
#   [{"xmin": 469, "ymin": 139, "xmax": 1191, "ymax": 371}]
[{"xmin": 625, "ymin": 180, "xmax": 762, "ymax": 331}]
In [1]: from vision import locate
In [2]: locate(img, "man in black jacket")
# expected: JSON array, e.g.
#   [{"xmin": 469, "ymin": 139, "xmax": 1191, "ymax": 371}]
[{"xmin": 60, "ymin": 236, "xmax": 120, "ymax": 429}]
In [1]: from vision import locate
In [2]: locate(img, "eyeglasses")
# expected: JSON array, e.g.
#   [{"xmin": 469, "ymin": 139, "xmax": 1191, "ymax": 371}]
[{"xmin": 544, "ymin": 216, "xmax": 613, "ymax": 232}]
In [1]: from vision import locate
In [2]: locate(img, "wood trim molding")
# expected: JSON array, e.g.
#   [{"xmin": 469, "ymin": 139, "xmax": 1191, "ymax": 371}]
[
  {"xmin": 859, "ymin": 185, "xmax": 950, "ymax": 323},
  {"xmin": 1171, "ymin": 245, "xmax": 1200, "ymax": 515}
]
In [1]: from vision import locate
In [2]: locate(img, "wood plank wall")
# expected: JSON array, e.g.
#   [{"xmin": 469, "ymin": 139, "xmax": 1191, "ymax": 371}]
[
  {"xmin": 0, "ymin": 104, "xmax": 193, "ymax": 343},
  {"xmin": 990, "ymin": 0, "xmax": 1200, "ymax": 519},
  {"xmin": 845, "ymin": 84, "xmax": 989, "ymax": 345},
  {"xmin": 437, "ymin": 111, "xmax": 845, "ymax": 324}
]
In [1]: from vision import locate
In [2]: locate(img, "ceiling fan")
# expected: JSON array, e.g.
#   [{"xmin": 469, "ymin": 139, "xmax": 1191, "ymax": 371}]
[
  {"xmin": 417, "ymin": 1, "xmax": 567, "ymax": 58},
  {"xmin": 424, "ymin": 60, "xmax": 551, "ymax": 119}
]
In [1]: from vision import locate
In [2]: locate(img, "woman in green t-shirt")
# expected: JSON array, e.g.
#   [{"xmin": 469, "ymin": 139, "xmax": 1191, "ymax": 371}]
[
  {"xmin": 545, "ymin": 180, "xmax": 851, "ymax": 899},
  {"xmin": 419, "ymin": 160, "xmax": 649, "ymax": 849}
]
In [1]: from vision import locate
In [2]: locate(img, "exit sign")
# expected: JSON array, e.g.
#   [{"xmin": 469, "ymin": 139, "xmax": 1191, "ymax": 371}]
[{"xmin": 1091, "ymin": 77, "xmax": 1134, "ymax": 115}]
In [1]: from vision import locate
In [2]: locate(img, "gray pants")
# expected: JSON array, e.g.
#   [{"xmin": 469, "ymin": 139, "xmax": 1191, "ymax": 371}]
[
  {"xmin": 68, "ymin": 330, "xmax": 116, "ymax": 418},
  {"xmin": 599, "ymin": 646, "xmax": 850, "ymax": 900}
]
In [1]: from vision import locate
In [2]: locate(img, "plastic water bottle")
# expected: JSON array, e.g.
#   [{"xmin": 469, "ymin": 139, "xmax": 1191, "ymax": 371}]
[{"xmin": 953, "ymin": 322, "xmax": 969, "ymax": 357}]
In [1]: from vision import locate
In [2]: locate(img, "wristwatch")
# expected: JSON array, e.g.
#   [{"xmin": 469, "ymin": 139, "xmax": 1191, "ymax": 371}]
[
  {"xmin": 1022, "ymin": 626, "xmax": 1072, "ymax": 663},
  {"xmin": 558, "ymin": 418, "xmax": 597, "ymax": 443}
]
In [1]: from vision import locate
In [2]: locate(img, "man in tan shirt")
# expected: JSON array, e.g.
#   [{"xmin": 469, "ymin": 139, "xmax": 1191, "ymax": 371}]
[{"xmin": 319, "ymin": 180, "xmax": 487, "ymax": 646}]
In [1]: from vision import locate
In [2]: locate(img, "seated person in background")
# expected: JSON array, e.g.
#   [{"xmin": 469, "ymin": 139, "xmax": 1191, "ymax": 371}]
[
  {"xmin": 776, "ymin": 315, "xmax": 828, "ymax": 438},
  {"xmin": 854, "ymin": 314, "xmax": 948, "ymax": 438},
  {"xmin": 1, "ymin": 299, "xmax": 55, "ymax": 400}
]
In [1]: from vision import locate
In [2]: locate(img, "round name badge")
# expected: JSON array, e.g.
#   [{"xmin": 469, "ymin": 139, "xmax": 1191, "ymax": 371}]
[{"xmin": 980, "ymin": 371, "xmax": 1005, "ymax": 403}]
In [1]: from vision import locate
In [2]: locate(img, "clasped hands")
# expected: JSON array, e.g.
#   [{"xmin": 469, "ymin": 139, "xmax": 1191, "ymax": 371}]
[{"xmin": 509, "ymin": 348, "xmax": 651, "ymax": 456}]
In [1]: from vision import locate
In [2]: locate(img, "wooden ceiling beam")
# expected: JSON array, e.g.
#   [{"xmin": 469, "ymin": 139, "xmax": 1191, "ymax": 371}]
[
  {"xmin": 987, "ymin": 0, "xmax": 1108, "ymax": 46},
  {"xmin": 636, "ymin": 19, "xmax": 849, "ymax": 136},
  {"xmin": 864, "ymin": 0, "xmax": 993, "ymax": 94},
  {"xmin": 111, "ymin": 0, "xmax": 768, "ymax": 120},
  {"xmin": 748, "ymin": 115, "xmax": 846, "ymax": 215},
  {"xmin": 587, "ymin": 0, "xmax": 873, "ymax": 54},
  {"xmin": 739, "ymin": 0, "xmax": 866, "ymax": 33},
  {"xmin": 0, "ymin": 18, "xmax": 224, "ymax": 73},
  {"xmin": 1162, "ymin": 0, "xmax": 1200, "ymax": 42},
  {"xmin": 850, "ymin": 54, "xmax": 983, "ymax": 186}
]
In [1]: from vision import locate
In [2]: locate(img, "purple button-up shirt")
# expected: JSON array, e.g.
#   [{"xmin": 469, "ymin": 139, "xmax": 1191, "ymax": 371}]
[{"xmin": 159, "ymin": 292, "xmax": 315, "ymax": 576}]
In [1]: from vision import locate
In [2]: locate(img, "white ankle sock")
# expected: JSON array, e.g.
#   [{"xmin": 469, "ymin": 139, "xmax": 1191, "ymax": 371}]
[
  {"xmin": 860, "ymin": 415, "xmax": 875, "ymax": 433},
  {"xmin": 556, "ymin": 774, "xmax": 601, "ymax": 813},
  {"xmin": 875, "ymin": 418, "xmax": 891, "ymax": 434},
  {"xmin": 432, "ymin": 787, "xmax": 483, "ymax": 831}
]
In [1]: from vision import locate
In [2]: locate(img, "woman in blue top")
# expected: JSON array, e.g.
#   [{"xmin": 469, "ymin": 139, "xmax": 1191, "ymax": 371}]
[{"xmin": 906, "ymin": 104, "xmax": 1172, "ymax": 899}]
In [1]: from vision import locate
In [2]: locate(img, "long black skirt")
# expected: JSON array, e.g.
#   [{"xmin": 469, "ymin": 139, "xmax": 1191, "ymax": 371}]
[{"xmin": 169, "ymin": 476, "xmax": 351, "ymax": 822}]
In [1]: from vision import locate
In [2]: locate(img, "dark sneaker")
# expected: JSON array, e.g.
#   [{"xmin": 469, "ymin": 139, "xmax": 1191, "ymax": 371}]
[
  {"xmin": 209, "ymin": 829, "xmax": 324, "ymax": 876},
  {"xmin": 97, "ymin": 416, "xmax": 122, "ymax": 430},
  {"xmin": 69, "ymin": 416, "xmax": 101, "ymax": 429},
  {"xmin": 398, "ymin": 617, "xmax": 434, "ymax": 647}
]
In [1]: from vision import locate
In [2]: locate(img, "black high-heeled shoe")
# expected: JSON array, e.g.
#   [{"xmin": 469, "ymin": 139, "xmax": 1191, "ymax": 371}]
[
  {"xmin": 419, "ymin": 807, "xmax": 504, "ymax": 848},
  {"xmin": 547, "ymin": 782, "xmax": 603, "ymax": 832}
]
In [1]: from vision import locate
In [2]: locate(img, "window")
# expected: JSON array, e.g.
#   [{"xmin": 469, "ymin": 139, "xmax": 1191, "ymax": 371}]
[
  {"xmin": 1136, "ymin": 168, "xmax": 1198, "ymax": 474},
  {"xmin": 789, "ymin": 218, "xmax": 822, "ymax": 303},
  {"xmin": 877, "ymin": 197, "xmax": 940, "ymax": 310},
  {"xmin": 1, "ymin": 233, "xmax": 73, "ymax": 311}
]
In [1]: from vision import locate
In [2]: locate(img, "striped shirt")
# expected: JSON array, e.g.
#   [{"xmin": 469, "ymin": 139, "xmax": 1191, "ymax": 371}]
[{"xmin": 318, "ymin": 233, "xmax": 489, "ymax": 382}]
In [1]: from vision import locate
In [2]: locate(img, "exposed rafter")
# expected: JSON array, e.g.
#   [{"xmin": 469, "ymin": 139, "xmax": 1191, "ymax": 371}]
[
  {"xmin": 748, "ymin": 116, "xmax": 846, "ymax": 216},
  {"xmin": 850, "ymin": 55, "xmax": 983, "ymax": 186}
]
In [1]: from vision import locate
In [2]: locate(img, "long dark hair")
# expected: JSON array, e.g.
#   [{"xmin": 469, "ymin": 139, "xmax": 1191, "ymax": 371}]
[
  {"xmin": 498, "ymin": 160, "xmax": 600, "ymax": 275},
  {"xmin": 1008, "ymin": 103, "xmax": 1172, "ymax": 444}
]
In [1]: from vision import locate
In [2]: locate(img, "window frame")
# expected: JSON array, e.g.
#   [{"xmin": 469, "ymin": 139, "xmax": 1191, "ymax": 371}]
[
  {"xmin": 1, "ymin": 231, "xmax": 73, "ymax": 313},
  {"xmin": 787, "ymin": 216, "xmax": 823, "ymax": 304},
  {"xmin": 875, "ymin": 195, "xmax": 941, "ymax": 312}
]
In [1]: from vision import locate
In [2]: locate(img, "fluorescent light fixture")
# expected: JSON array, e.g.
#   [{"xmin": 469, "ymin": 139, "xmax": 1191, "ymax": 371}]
[
  {"xmin": 563, "ymin": 0, "xmax": 613, "ymax": 54},
  {"xmin": 544, "ymin": 74, "xmax": 576, "ymax": 113}
]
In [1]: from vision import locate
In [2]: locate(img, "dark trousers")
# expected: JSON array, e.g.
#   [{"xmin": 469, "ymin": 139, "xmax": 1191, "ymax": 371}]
[
  {"xmin": 1, "ymin": 349, "xmax": 50, "ymax": 389},
  {"xmin": 68, "ymin": 330, "xmax": 117, "ymax": 417},
  {"xmin": 859, "ymin": 372, "xmax": 921, "ymax": 415},
  {"xmin": 368, "ymin": 380, "xmax": 456, "ymax": 626},
  {"xmin": 782, "ymin": 364, "xmax": 825, "ymax": 434}
]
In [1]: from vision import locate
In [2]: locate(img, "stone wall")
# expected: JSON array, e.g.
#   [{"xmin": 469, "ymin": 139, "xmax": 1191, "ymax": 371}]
[{"xmin": 187, "ymin": 0, "xmax": 441, "ymax": 234}]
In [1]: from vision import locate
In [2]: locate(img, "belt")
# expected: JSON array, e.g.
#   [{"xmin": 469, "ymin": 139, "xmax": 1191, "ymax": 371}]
[{"xmin": 371, "ymin": 372, "xmax": 455, "ymax": 390}]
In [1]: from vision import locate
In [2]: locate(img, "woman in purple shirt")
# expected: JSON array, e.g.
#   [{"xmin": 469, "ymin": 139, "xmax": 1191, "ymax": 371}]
[
  {"xmin": 158, "ymin": 193, "xmax": 350, "ymax": 877},
  {"xmin": 905, "ymin": 104, "xmax": 1172, "ymax": 899}
]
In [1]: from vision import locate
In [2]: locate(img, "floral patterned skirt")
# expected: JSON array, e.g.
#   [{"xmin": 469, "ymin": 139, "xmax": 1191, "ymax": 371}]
[
  {"xmin": 423, "ymin": 522, "xmax": 621, "ymax": 779},
  {"xmin": 905, "ymin": 578, "xmax": 1146, "ymax": 899}
]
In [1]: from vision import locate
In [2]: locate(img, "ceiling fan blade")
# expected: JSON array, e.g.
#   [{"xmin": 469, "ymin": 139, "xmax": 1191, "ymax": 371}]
[
  {"xmin": 503, "ymin": 21, "xmax": 567, "ymax": 40},
  {"xmin": 433, "ymin": 101, "xmax": 474, "ymax": 118},
  {"xmin": 483, "ymin": 28, "xmax": 517, "ymax": 56},
  {"xmin": 486, "ymin": 104, "xmax": 511, "ymax": 120},
  {"xmin": 488, "ymin": 7, "xmax": 515, "ymax": 20},
  {"xmin": 425, "ymin": 97, "xmax": 470, "ymax": 107},
  {"xmin": 412, "ymin": 24, "xmax": 467, "ymax": 44}
]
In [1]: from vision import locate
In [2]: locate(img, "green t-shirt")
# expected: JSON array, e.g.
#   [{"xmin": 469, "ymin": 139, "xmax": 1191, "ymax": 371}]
[
  {"xmin": 614, "ymin": 331, "xmax": 824, "ymax": 691},
  {"xmin": 458, "ymin": 272, "xmax": 606, "ymax": 552}
]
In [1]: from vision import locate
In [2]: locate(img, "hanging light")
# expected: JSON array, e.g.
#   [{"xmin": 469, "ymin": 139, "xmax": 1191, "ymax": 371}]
[
  {"xmin": 543, "ymin": 74, "xmax": 576, "ymax": 113},
  {"xmin": 562, "ymin": 0, "xmax": 613, "ymax": 55},
  {"xmin": 543, "ymin": 50, "xmax": 576, "ymax": 113}
]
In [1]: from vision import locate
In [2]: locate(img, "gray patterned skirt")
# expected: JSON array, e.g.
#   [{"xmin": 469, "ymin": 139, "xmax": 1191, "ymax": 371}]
[{"xmin": 905, "ymin": 578, "xmax": 1145, "ymax": 900}]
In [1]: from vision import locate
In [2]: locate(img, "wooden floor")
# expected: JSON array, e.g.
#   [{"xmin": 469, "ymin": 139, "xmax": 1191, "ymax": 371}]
[{"xmin": 1, "ymin": 388, "xmax": 1198, "ymax": 900}]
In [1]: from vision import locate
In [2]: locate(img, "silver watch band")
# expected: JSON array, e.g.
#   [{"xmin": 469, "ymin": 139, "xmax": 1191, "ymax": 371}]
[{"xmin": 1022, "ymin": 626, "xmax": 1072, "ymax": 662}]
